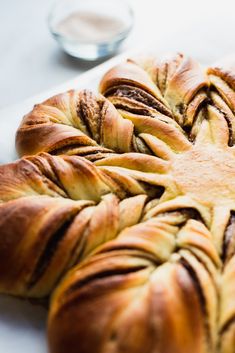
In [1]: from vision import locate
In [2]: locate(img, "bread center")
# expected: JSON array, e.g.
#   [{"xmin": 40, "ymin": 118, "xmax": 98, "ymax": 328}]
[{"xmin": 172, "ymin": 145, "xmax": 235, "ymax": 206}]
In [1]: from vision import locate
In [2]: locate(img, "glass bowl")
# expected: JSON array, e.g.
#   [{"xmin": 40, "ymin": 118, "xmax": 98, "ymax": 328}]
[{"xmin": 48, "ymin": 0, "xmax": 134, "ymax": 60}]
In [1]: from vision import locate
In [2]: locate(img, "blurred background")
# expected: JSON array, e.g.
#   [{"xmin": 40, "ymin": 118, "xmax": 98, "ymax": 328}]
[{"xmin": 1, "ymin": 0, "xmax": 235, "ymax": 108}]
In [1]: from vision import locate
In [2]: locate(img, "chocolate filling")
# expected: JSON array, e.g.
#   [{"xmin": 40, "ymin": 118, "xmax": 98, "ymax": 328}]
[
  {"xmin": 84, "ymin": 152, "xmax": 114, "ymax": 162},
  {"xmin": 209, "ymin": 88, "xmax": 234, "ymax": 146},
  {"xmin": 77, "ymin": 100, "xmax": 93, "ymax": 138},
  {"xmin": 106, "ymin": 85, "xmax": 172, "ymax": 118},
  {"xmin": 187, "ymin": 101, "xmax": 209, "ymax": 143},
  {"xmin": 133, "ymin": 136, "xmax": 154, "ymax": 155},
  {"xmin": 222, "ymin": 212, "xmax": 235, "ymax": 262},
  {"xmin": 114, "ymin": 102, "xmax": 152, "ymax": 116},
  {"xmin": 158, "ymin": 208, "xmax": 204, "ymax": 225},
  {"xmin": 51, "ymin": 144, "xmax": 89, "ymax": 155},
  {"xmin": 186, "ymin": 91, "xmax": 209, "ymax": 126},
  {"xmin": 189, "ymin": 249, "xmax": 218, "ymax": 285},
  {"xmin": 220, "ymin": 316, "xmax": 235, "ymax": 335},
  {"xmin": 28, "ymin": 216, "xmax": 76, "ymax": 289},
  {"xmin": 52, "ymin": 145, "xmax": 112, "ymax": 157},
  {"xmin": 179, "ymin": 256, "xmax": 212, "ymax": 349},
  {"xmin": 29, "ymin": 157, "xmax": 69, "ymax": 198},
  {"xmin": 66, "ymin": 265, "xmax": 147, "ymax": 294},
  {"xmin": 214, "ymin": 105, "xmax": 234, "ymax": 147},
  {"xmin": 97, "ymin": 247, "xmax": 160, "ymax": 265},
  {"xmin": 223, "ymin": 114, "xmax": 234, "ymax": 147},
  {"xmin": 139, "ymin": 182, "xmax": 164, "ymax": 200}
]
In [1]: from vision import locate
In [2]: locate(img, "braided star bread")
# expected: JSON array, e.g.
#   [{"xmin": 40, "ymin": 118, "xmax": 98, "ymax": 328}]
[{"xmin": 0, "ymin": 53, "xmax": 235, "ymax": 353}]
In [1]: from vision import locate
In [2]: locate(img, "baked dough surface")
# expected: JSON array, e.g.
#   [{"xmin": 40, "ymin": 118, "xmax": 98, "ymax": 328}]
[{"xmin": 1, "ymin": 53, "xmax": 235, "ymax": 353}]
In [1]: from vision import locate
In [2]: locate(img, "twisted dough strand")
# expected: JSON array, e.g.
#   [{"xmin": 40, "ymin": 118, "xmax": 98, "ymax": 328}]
[
  {"xmin": 48, "ymin": 214, "xmax": 219, "ymax": 353},
  {"xmin": 17, "ymin": 89, "xmax": 176, "ymax": 158},
  {"xmin": 0, "ymin": 152, "xmax": 162, "ymax": 297},
  {"xmin": 100, "ymin": 53, "xmax": 209, "ymax": 141}
]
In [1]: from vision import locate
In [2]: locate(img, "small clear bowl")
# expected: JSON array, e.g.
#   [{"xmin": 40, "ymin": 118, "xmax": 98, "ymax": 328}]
[{"xmin": 48, "ymin": 0, "xmax": 134, "ymax": 60}]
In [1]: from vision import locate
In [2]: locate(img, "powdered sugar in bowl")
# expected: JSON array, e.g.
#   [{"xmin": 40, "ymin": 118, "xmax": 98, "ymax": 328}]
[{"xmin": 48, "ymin": 0, "xmax": 134, "ymax": 60}]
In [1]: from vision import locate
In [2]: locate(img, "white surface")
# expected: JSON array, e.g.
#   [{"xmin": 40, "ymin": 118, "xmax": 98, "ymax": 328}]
[
  {"xmin": 0, "ymin": 296, "xmax": 47, "ymax": 353},
  {"xmin": 1, "ymin": 1, "xmax": 235, "ymax": 352},
  {"xmin": 1, "ymin": 0, "xmax": 235, "ymax": 108}
]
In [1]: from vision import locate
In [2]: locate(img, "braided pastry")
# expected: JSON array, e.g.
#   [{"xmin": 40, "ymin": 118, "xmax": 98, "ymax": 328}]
[{"xmin": 1, "ymin": 53, "xmax": 235, "ymax": 353}]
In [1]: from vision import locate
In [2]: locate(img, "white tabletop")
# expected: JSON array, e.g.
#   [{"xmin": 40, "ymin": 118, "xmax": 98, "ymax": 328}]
[{"xmin": 1, "ymin": 0, "xmax": 235, "ymax": 109}]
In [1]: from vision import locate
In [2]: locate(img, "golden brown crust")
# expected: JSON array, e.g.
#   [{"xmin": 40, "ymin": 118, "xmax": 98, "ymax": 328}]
[
  {"xmin": 99, "ymin": 61, "xmax": 168, "ymax": 105},
  {"xmin": 16, "ymin": 90, "xmax": 136, "ymax": 158},
  {"xmin": 0, "ymin": 151, "xmax": 166, "ymax": 297},
  {"xmin": 48, "ymin": 217, "xmax": 219, "ymax": 353},
  {"xmin": 1, "ymin": 53, "xmax": 235, "ymax": 352},
  {"xmin": 99, "ymin": 54, "xmax": 209, "ymax": 134}
]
